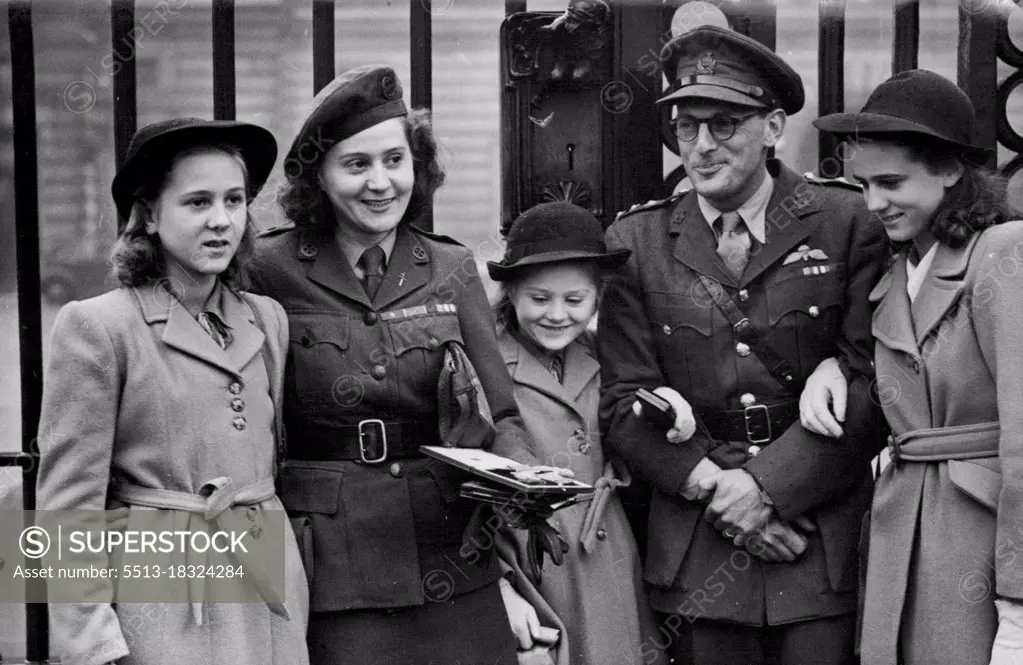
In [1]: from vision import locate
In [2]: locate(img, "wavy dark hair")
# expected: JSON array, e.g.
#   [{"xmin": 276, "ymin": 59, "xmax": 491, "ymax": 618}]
[
  {"xmin": 857, "ymin": 134, "xmax": 1016, "ymax": 249},
  {"xmin": 109, "ymin": 144, "xmax": 255, "ymax": 290},
  {"xmin": 491, "ymin": 260, "xmax": 607, "ymax": 333},
  {"xmin": 279, "ymin": 108, "xmax": 445, "ymax": 229}
]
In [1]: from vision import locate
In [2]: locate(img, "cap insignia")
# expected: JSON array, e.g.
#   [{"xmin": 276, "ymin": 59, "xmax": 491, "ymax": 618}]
[
  {"xmin": 695, "ymin": 51, "xmax": 717, "ymax": 75},
  {"xmin": 380, "ymin": 72, "xmax": 400, "ymax": 101}
]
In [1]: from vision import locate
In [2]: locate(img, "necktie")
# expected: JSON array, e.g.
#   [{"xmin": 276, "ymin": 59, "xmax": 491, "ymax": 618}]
[
  {"xmin": 716, "ymin": 210, "xmax": 751, "ymax": 280},
  {"xmin": 196, "ymin": 311, "xmax": 233, "ymax": 350},
  {"xmin": 549, "ymin": 353, "xmax": 564, "ymax": 384},
  {"xmin": 358, "ymin": 245, "xmax": 386, "ymax": 300}
]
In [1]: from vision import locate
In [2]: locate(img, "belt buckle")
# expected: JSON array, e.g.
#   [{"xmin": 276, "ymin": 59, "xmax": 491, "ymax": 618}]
[
  {"xmin": 358, "ymin": 419, "xmax": 387, "ymax": 464},
  {"xmin": 743, "ymin": 404, "xmax": 771, "ymax": 444}
]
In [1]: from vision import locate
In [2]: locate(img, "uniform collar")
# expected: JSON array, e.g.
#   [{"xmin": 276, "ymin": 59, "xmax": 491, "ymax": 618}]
[
  {"xmin": 697, "ymin": 170, "xmax": 774, "ymax": 244},
  {"xmin": 337, "ymin": 226, "xmax": 398, "ymax": 273}
]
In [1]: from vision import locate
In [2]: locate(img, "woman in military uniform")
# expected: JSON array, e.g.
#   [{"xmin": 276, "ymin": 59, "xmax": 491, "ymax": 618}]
[{"xmin": 248, "ymin": 65, "xmax": 544, "ymax": 665}]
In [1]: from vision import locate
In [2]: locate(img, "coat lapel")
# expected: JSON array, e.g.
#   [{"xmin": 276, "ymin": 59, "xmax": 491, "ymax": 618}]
[
  {"xmin": 499, "ymin": 332, "xmax": 594, "ymax": 419},
  {"xmin": 561, "ymin": 339, "xmax": 600, "ymax": 404},
  {"xmin": 911, "ymin": 235, "xmax": 979, "ymax": 346},
  {"xmin": 738, "ymin": 163, "xmax": 817, "ymax": 287},
  {"xmin": 307, "ymin": 229, "xmax": 372, "ymax": 308},
  {"xmin": 671, "ymin": 195, "xmax": 737, "ymax": 286},
  {"xmin": 870, "ymin": 256, "xmax": 919, "ymax": 358},
  {"xmin": 373, "ymin": 225, "xmax": 431, "ymax": 310},
  {"xmin": 133, "ymin": 283, "xmax": 263, "ymax": 377}
]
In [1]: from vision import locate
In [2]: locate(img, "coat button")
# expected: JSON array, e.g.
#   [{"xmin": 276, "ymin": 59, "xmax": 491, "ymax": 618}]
[
  {"xmin": 249, "ymin": 525, "xmax": 262, "ymax": 539},
  {"xmin": 748, "ymin": 445, "xmax": 762, "ymax": 457},
  {"xmin": 299, "ymin": 242, "xmax": 318, "ymax": 258},
  {"xmin": 808, "ymin": 305, "xmax": 820, "ymax": 318},
  {"xmin": 596, "ymin": 528, "xmax": 607, "ymax": 541},
  {"xmin": 427, "ymin": 337, "xmax": 440, "ymax": 350},
  {"xmin": 733, "ymin": 318, "xmax": 752, "ymax": 335},
  {"xmin": 740, "ymin": 393, "xmax": 756, "ymax": 407},
  {"xmin": 738, "ymin": 289, "xmax": 750, "ymax": 302},
  {"xmin": 300, "ymin": 335, "xmax": 311, "ymax": 346},
  {"xmin": 735, "ymin": 342, "xmax": 751, "ymax": 357},
  {"xmin": 229, "ymin": 381, "xmax": 243, "ymax": 395},
  {"xmin": 389, "ymin": 462, "xmax": 403, "ymax": 478},
  {"xmin": 247, "ymin": 506, "xmax": 259, "ymax": 522},
  {"xmin": 662, "ymin": 325, "xmax": 672, "ymax": 335},
  {"xmin": 231, "ymin": 397, "xmax": 245, "ymax": 412},
  {"xmin": 363, "ymin": 311, "xmax": 379, "ymax": 325},
  {"xmin": 371, "ymin": 364, "xmax": 387, "ymax": 380},
  {"xmin": 232, "ymin": 416, "xmax": 247, "ymax": 430}
]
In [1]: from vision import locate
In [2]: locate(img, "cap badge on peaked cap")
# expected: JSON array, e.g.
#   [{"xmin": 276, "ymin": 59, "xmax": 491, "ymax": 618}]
[{"xmin": 695, "ymin": 51, "xmax": 717, "ymax": 75}]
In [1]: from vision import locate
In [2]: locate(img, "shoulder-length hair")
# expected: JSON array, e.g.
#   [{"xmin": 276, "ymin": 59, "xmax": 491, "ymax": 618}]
[
  {"xmin": 278, "ymin": 108, "xmax": 445, "ymax": 229},
  {"xmin": 109, "ymin": 144, "xmax": 255, "ymax": 290},
  {"xmin": 491, "ymin": 260, "xmax": 608, "ymax": 334},
  {"xmin": 862, "ymin": 134, "xmax": 1016, "ymax": 249}
]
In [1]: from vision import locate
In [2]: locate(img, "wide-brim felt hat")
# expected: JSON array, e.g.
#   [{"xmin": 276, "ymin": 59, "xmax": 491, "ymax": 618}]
[
  {"xmin": 487, "ymin": 202, "xmax": 631, "ymax": 282},
  {"xmin": 284, "ymin": 64, "xmax": 408, "ymax": 169},
  {"xmin": 658, "ymin": 25, "xmax": 804, "ymax": 115},
  {"xmin": 813, "ymin": 69, "xmax": 993, "ymax": 164},
  {"xmin": 111, "ymin": 117, "xmax": 277, "ymax": 231}
]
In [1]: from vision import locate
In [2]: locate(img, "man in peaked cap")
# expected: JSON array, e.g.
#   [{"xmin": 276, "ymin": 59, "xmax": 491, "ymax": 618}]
[{"xmin": 597, "ymin": 25, "xmax": 887, "ymax": 665}]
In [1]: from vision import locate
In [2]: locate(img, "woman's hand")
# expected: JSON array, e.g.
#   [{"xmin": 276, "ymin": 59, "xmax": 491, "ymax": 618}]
[
  {"xmin": 498, "ymin": 577, "xmax": 541, "ymax": 650},
  {"xmin": 799, "ymin": 357, "xmax": 847, "ymax": 439},
  {"xmin": 632, "ymin": 386, "xmax": 697, "ymax": 443}
]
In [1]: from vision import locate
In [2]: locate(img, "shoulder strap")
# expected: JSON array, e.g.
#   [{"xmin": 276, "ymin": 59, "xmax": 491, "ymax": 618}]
[
  {"xmin": 695, "ymin": 275, "xmax": 803, "ymax": 394},
  {"xmin": 241, "ymin": 293, "xmax": 286, "ymax": 476}
]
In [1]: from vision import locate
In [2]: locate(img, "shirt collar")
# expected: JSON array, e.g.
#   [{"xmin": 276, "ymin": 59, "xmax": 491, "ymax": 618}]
[
  {"xmin": 337, "ymin": 226, "xmax": 399, "ymax": 272},
  {"xmin": 697, "ymin": 172, "xmax": 775, "ymax": 244}
]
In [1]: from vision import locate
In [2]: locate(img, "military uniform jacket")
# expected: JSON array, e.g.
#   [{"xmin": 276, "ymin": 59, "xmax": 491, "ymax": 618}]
[
  {"xmin": 249, "ymin": 222, "xmax": 537, "ymax": 613},
  {"xmin": 598, "ymin": 160, "xmax": 887, "ymax": 625}
]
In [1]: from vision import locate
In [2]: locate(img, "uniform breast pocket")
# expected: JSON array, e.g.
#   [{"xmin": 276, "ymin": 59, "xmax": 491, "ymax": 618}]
[
  {"xmin": 287, "ymin": 312, "xmax": 351, "ymax": 415},
  {"xmin": 647, "ymin": 289, "xmax": 714, "ymax": 387},
  {"xmin": 765, "ymin": 267, "xmax": 845, "ymax": 373},
  {"xmin": 386, "ymin": 312, "xmax": 464, "ymax": 401}
]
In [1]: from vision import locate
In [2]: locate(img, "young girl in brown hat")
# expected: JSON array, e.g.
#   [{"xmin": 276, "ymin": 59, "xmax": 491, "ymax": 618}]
[
  {"xmin": 800, "ymin": 69, "xmax": 1021, "ymax": 665},
  {"xmin": 489, "ymin": 202, "xmax": 670, "ymax": 665},
  {"xmin": 35, "ymin": 118, "xmax": 309, "ymax": 665}
]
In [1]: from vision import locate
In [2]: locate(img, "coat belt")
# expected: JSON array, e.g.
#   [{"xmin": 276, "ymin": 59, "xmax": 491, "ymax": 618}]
[
  {"xmin": 109, "ymin": 476, "xmax": 289, "ymax": 625},
  {"xmin": 887, "ymin": 421, "xmax": 1000, "ymax": 465}
]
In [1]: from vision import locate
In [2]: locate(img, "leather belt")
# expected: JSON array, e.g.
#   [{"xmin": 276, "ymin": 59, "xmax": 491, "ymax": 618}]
[
  {"xmin": 289, "ymin": 419, "xmax": 438, "ymax": 463},
  {"xmin": 700, "ymin": 401, "xmax": 798, "ymax": 445}
]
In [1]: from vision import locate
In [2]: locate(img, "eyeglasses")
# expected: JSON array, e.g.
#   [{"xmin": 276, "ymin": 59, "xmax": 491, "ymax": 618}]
[{"xmin": 675, "ymin": 112, "xmax": 763, "ymax": 143}]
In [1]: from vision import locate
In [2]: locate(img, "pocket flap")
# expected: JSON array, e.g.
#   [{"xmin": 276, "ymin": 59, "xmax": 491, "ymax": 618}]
[
  {"xmin": 277, "ymin": 464, "xmax": 343, "ymax": 514},
  {"xmin": 389, "ymin": 312, "xmax": 464, "ymax": 356},
  {"xmin": 766, "ymin": 270, "xmax": 844, "ymax": 325},
  {"xmin": 289, "ymin": 313, "xmax": 350, "ymax": 351},
  {"xmin": 948, "ymin": 459, "xmax": 1001, "ymax": 512}
]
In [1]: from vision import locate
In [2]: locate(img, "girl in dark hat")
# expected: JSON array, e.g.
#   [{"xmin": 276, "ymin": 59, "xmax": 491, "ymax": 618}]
[
  {"xmin": 36, "ymin": 118, "xmax": 309, "ymax": 665},
  {"xmin": 489, "ymin": 202, "xmax": 670, "ymax": 665},
  {"xmin": 799, "ymin": 69, "xmax": 1022, "ymax": 665},
  {"xmin": 247, "ymin": 65, "xmax": 566, "ymax": 665}
]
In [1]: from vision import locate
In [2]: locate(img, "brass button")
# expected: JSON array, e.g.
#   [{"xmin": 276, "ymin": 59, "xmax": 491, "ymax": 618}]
[
  {"xmin": 579, "ymin": 441, "xmax": 591, "ymax": 455},
  {"xmin": 574, "ymin": 428, "xmax": 585, "ymax": 438},
  {"xmin": 249, "ymin": 525, "xmax": 262, "ymax": 539},
  {"xmin": 736, "ymin": 342, "xmax": 751, "ymax": 357},
  {"xmin": 808, "ymin": 305, "xmax": 820, "ymax": 318},
  {"xmin": 371, "ymin": 364, "xmax": 387, "ymax": 380},
  {"xmin": 740, "ymin": 393, "xmax": 756, "ymax": 407},
  {"xmin": 733, "ymin": 318, "xmax": 752, "ymax": 335},
  {"xmin": 231, "ymin": 397, "xmax": 245, "ymax": 412},
  {"xmin": 662, "ymin": 325, "xmax": 672, "ymax": 335},
  {"xmin": 412, "ymin": 245, "xmax": 428, "ymax": 260},
  {"xmin": 738, "ymin": 289, "xmax": 750, "ymax": 302},
  {"xmin": 232, "ymin": 416, "xmax": 247, "ymax": 430},
  {"xmin": 748, "ymin": 445, "xmax": 762, "ymax": 457},
  {"xmin": 389, "ymin": 462, "xmax": 403, "ymax": 478},
  {"xmin": 596, "ymin": 528, "xmax": 607, "ymax": 541},
  {"xmin": 299, "ymin": 242, "xmax": 318, "ymax": 258},
  {"xmin": 247, "ymin": 506, "xmax": 259, "ymax": 522},
  {"xmin": 229, "ymin": 381, "xmax": 243, "ymax": 395},
  {"xmin": 427, "ymin": 337, "xmax": 440, "ymax": 350},
  {"xmin": 300, "ymin": 335, "xmax": 311, "ymax": 346},
  {"xmin": 363, "ymin": 311, "xmax": 379, "ymax": 325}
]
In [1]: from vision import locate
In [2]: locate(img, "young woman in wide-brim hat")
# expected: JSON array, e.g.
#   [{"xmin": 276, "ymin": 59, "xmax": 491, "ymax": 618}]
[
  {"xmin": 800, "ymin": 69, "xmax": 1022, "ymax": 665},
  {"xmin": 36, "ymin": 117, "xmax": 310, "ymax": 665},
  {"xmin": 246, "ymin": 64, "xmax": 566, "ymax": 665}
]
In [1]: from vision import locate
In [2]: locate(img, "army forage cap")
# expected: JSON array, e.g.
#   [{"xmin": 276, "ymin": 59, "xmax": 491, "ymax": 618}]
[
  {"xmin": 286, "ymin": 64, "xmax": 407, "ymax": 168},
  {"xmin": 658, "ymin": 25, "xmax": 805, "ymax": 115},
  {"xmin": 813, "ymin": 68, "xmax": 993, "ymax": 164},
  {"xmin": 111, "ymin": 117, "xmax": 278, "ymax": 233}
]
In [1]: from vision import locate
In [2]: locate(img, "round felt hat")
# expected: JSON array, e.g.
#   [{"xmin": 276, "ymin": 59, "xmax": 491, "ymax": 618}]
[
  {"xmin": 111, "ymin": 117, "xmax": 277, "ymax": 232},
  {"xmin": 487, "ymin": 202, "xmax": 631, "ymax": 282},
  {"xmin": 813, "ymin": 69, "xmax": 993, "ymax": 164},
  {"xmin": 658, "ymin": 25, "xmax": 804, "ymax": 115},
  {"xmin": 283, "ymin": 64, "xmax": 407, "ymax": 172}
]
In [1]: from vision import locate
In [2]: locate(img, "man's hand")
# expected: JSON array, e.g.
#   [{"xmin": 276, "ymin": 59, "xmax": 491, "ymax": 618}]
[
  {"xmin": 746, "ymin": 516, "xmax": 816, "ymax": 563},
  {"xmin": 699, "ymin": 469, "xmax": 771, "ymax": 537},
  {"xmin": 799, "ymin": 356, "xmax": 848, "ymax": 439},
  {"xmin": 681, "ymin": 457, "xmax": 722, "ymax": 501},
  {"xmin": 631, "ymin": 386, "xmax": 697, "ymax": 443}
]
